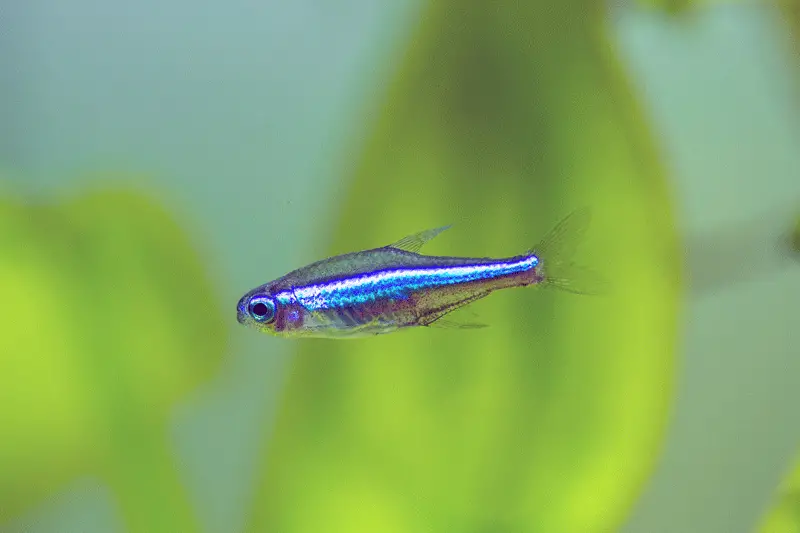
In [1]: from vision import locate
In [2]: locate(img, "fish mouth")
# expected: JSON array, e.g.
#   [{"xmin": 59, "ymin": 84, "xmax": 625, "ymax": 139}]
[{"xmin": 236, "ymin": 296, "xmax": 248, "ymax": 324}]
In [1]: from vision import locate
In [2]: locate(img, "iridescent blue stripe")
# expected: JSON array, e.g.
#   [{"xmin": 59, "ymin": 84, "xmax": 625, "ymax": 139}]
[{"xmin": 293, "ymin": 255, "xmax": 538, "ymax": 311}]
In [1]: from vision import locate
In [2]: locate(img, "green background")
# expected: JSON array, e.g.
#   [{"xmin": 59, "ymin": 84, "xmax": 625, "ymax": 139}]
[{"xmin": 1, "ymin": 1, "xmax": 798, "ymax": 532}]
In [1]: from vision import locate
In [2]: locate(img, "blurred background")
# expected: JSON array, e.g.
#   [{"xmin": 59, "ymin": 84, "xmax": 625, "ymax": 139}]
[{"xmin": 1, "ymin": 1, "xmax": 799, "ymax": 532}]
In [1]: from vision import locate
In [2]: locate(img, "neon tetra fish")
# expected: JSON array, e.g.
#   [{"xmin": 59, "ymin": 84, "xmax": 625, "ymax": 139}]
[{"xmin": 237, "ymin": 208, "xmax": 597, "ymax": 338}]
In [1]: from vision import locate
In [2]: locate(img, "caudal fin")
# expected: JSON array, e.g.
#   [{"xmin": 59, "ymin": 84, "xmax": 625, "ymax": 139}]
[{"xmin": 529, "ymin": 207, "xmax": 606, "ymax": 295}]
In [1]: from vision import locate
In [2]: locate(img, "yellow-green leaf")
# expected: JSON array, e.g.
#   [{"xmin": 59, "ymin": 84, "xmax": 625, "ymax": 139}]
[
  {"xmin": 759, "ymin": 455, "xmax": 800, "ymax": 533},
  {"xmin": 0, "ymin": 184, "xmax": 226, "ymax": 532},
  {"xmin": 633, "ymin": 0, "xmax": 693, "ymax": 13},
  {"xmin": 781, "ymin": 0, "xmax": 800, "ymax": 50},
  {"xmin": 246, "ymin": 2, "xmax": 680, "ymax": 533}
]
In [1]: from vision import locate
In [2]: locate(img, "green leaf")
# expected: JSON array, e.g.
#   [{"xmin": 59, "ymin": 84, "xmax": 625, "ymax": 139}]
[
  {"xmin": 759, "ymin": 456, "xmax": 800, "ymax": 533},
  {"xmin": 631, "ymin": 0, "xmax": 764, "ymax": 13},
  {"xmin": 246, "ymin": 2, "xmax": 680, "ymax": 533},
  {"xmin": 632, "ymin": 0, "xmax": 694, "ymax": 13},
  {"xmin": 0, "ymin": 184, "xmax": 226, "ymax": 532},
  {"xmin": 782, "ymin": 0, "xmax": 800, "ymax": 51}
]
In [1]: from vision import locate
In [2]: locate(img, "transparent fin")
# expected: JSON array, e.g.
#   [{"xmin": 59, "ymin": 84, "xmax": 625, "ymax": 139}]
[
  {"xmin": 417, "ymin": 292, "xmax": 491, "ymax": 327},
  {"xmin": 538, "ymin": 263, "xmax": 607, "ymax": 295},
  {"xmin": 427, "ymin": 318, "xmax": 489, "ymax": 329},
  {"xmin": 530, "ymin": 207, "xmax": 607, "ymax": 295},
  {"xmin": 529, "ymin": 207, "xmax": 591, "ymax": 260},
  {"xmin": 389, "ymin": 225, "xmax": 451, "ymax": 253}
]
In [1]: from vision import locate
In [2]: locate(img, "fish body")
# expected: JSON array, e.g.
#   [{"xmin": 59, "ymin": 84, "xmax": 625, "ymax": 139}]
[{"xmin": 237, "ymin": 208, "xmax": 594, "ymax": 338}]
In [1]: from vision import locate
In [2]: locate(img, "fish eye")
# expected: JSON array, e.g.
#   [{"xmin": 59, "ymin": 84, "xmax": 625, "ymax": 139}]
[{"xmin": 248, "ymin": 297, "xmax": 276, "ymax": 323}]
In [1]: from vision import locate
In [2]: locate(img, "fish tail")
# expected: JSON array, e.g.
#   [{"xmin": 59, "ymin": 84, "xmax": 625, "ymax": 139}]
[{"xmin": 528, "ymin": 207, "xmax": 606, "ymax": 295}]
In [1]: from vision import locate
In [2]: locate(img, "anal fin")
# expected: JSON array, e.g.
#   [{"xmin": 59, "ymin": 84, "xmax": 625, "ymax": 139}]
[
  {"xmin": 427, "ymin": 318, "xmax": 488, "ymax": 330},
  {"xmin": 417, "ymin": 291, "xmax": 491, "ymax": 328}
]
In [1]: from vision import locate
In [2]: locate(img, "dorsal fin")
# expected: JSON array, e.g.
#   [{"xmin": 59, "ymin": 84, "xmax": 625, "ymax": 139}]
[{"xmin": 388, "ymin": 225, "xmax": 451, "ymax": 253}]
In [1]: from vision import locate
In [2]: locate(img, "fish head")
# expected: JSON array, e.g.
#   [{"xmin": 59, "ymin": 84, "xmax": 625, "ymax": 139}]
[{"xmin": 236, "ymin": 285, "xmax": 280, "ymax": 335}]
